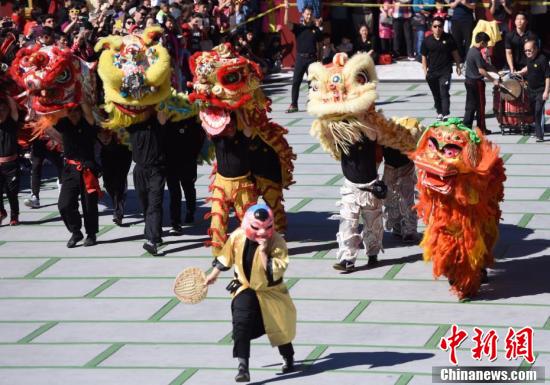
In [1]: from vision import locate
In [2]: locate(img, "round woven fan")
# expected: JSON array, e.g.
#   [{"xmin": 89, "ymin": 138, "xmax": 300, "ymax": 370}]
[{"xmin": 173, "ymin": 267, "xmax": 208, "ymax": 304}]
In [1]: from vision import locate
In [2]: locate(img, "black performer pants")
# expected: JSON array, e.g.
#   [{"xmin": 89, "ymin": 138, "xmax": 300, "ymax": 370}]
[
  {"xmin": 291, "ymin": 54, "xmax": 316, "ymax": 107},
  {"xmin": 31, "ymin": 140, "xmax": 63, "ymax": 198},
  {"xmin": 133, "ymin": 164, "xmax": 165, "ymax": 243},
  {"xmin": 166, "ymin": 164, "xmax": 197, "ymax": 226},
  {"xmin": 427, "ymin": 72, "xmax": 452, "ymax": 116},
  {"xmin": 529, "ymin": 88, "xmax": 545, "ymax": 140},
  {"xmin": 58, "ymin": 164, "xmax": 98, "ymax": 235},
  {"xmin": 451, "ymin": 18, "xmax": 474, "ymax": 62},
  {"xmin": 232, "ymin": 288, "xmax": 294, "ymax": 359},
  {"xmin": 101, "ymin": 146, "xmax": 132, "ymax": 220},
  {"xmin": 464, "ymin": 79, "xmax": 487, "ymax": 132},
  {"xmin": 0, "ymin": 160, "xmax": 20, "ymax": 217}
]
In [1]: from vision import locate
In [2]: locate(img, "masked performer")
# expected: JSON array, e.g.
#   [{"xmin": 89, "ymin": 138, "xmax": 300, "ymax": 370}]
[
  {"xmin": 205, "ymin": 204, "xmax": 297, "ymax": 382},
  {"xmin": 412, "ymin": 118, "xmax": 505, "ymax": 300},
  {"xmin": 189, "ymin": 43, "xmax": 295, "ymax": 255},
  {"xmin": 307, "ymin": 52, "xmax": 423, "ymax": 271}
]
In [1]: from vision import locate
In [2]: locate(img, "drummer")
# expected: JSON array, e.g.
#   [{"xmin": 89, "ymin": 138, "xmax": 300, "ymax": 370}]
[{"xmin": 517, "ymin": 40, "xmax": 550, "ymax": 143}]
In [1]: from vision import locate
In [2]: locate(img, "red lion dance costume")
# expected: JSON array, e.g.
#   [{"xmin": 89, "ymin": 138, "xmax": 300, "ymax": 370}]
[
  {"xmin": 10, "ymin": 44, "xmax": 95, "ymax": 133},
  {"xmin": 189, "ymin": 43, "xmax": 295, "ymax": 255},
  {"xmin": 412, "ymin": 118, "xmax": 506, "ymax": 300}
]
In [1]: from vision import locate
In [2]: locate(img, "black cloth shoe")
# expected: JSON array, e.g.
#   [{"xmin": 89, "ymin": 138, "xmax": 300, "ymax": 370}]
[
  {"xmin": 142, "ymin": 241, "xmax": 160, "ymax": 256},
  {"xmin": 367, "ymin": 255, "xmax": 378, "ymax": 266},
  {"xmin": 112, "ymin": 216, "xmax": 123, "ymax": 226},
  {"xmin": 281, "ymin": 356, "xmax": 295, "ymax": 373},
  {"xmin": 67, "ymin": 231, "xmax": 84, "ymax": 248},
  {"xmin": 169, "ymin": 224, "xmax": 183, "ymax": 235},
  {"xmin": 481, "ymin": 268, "xmax": 489, "ymax": 284},
  {"xmin": 83, "ymin": 235, "xmax": 97, "ymax": 247},
  {"xmin": 235, "ymin": 359, "xmax": 250, "ymax": 382},
  {"xmin": 333, "ymin": 259, "xmax": 355, "ymax": 272}
]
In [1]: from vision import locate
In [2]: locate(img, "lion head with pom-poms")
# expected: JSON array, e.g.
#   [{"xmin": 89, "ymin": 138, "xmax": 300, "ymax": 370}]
[
  {"xmin": 307, "ymin": 52, "xmax": 422, "ymax": 159},
  {"xmin": 10, "ymin": 44, "xmax": 95, "ymax": 131},
  {"xmin": 412, "ymin": 118, "xmax": 506, "ymax": 300},
  {"xmin": 188, "ymin": 42, "xmax": 268, "ymax": 136},
  {"xmin": 95, "ymin": 26, "xmax": 195, "ymax": 134}
]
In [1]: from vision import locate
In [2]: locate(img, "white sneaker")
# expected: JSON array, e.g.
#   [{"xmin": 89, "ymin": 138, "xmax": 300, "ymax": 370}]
[
  {"xmin": 442, "ymin": 115, "xmax": 450, "ymax": 121},
  {"xmin": 57, "ymin": 179, "xmax": 62, "ymax": 189},
  {"xmin": 24, "ymin": 195, "xmax": 40, "ymax": 208},
  {"xmin": 436, "ymin": 114, "xmax": 443, "ymax": 121}
]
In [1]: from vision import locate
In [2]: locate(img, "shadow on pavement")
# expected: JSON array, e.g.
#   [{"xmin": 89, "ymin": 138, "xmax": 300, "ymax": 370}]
[{"xmin": 253, "ymin": 351, "xmax": 434, "ymax": 385}]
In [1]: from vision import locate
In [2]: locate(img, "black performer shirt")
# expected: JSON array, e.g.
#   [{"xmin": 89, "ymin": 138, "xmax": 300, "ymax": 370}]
[
  {"xmin": 249, "ymin": 135, "xmax": 282, "ymax": 183},
  {"xmin": 55, "ymin": 118, "xmax": 97, "ymax": 162},
  {"xmin": 340, "ymin": 136, "xmax": 378, "ymax": 184},
  {"xmin": 526, "ymin": 53, "xmax": 550, "ymax": 92},
  {"xmin": 505, "ymin": 29, "xmax": 537, "ymax": 70},
  {"xmin": 0, "ymin": 117, "xmax": 18, "ymax": 157},
  {"xmin": 164, "ymin": 118, "xmax": 205, "ymax": 167},
  {"xmin": 383, "ymin": 147, "xmax": 411, "ymax": 168},
  {"xmin": 212, "ymin": 130, "xmax": 251, "ymax": 178},
  {"xmin": 292, "ymin": 23, "xmax": 322, "ymax": 55},
  {"xmin": 242, "ymin": 238, "xmax": 259, "ymax": 283},
  {"xmin": 421, "ymin": 33, "xmax": 457, "ymax": 76},
  {"xmin": 126, "ymin": 117, "xmax": 166, "ymax": 167}
]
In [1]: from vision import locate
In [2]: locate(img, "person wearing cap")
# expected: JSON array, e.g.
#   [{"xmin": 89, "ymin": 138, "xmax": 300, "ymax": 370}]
[{"xmin": 205, "ymin": 204, "xmax": 297, "ymax": 383}]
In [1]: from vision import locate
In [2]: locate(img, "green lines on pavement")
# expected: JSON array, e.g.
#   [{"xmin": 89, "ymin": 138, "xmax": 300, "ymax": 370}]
[
  {"xmin": 312, "ymin": 249, "xmax": 331, "ymax": 259},
  {"xmin": 395, "ymin": 373, "xmax": 414, "ymax": 385},
  {"xmin": 303, "ymin": 143, "xmax": 320, "ymax": 153},
  {"xmin": 272, "ymin": 95, "xmax": 286, "ymax": 103},
  {"xmin": 424, "ymin": 325, "xmax": 451, "ymax": 348},
  {"xmin": 343, "ymin": 300, "xmax": 370, "ymax": 323},
  {"xmin": 543, "ymin": 316, "xmax": 550, "ymax": 330},
  {"xmin": 287, "ymin": 118, "xmax": 303, "ymax": 127},
  {"xmin": 384, "ymin": 96, "xmax": 399, "ymax": 103},
  {"xmin": 149, "ymin": 298, "xmax": 180, "ymax": 321},
  {"xmin": 453, "ymin": 90, "xmax": 465, "ymax": 96},
  {"xmin": 517, "ymin": 213, "xmax": 534, "ymax": 228},
  {"xmin": 84, "ymin": 278, "xmax": 119, "ymax": 298},
  {"xmin": 168, "ymin": 368, "xmax": 199, "ymax": 385},
  {"xmin": 24, "ymin": 257, "xmax": 60, "ymax": 278},
  {"xmin": 304, "ymin": 344, "xmax": 328, "ymax": 367},
  {"xmin": 96, "ymin": 225, "xmax": 116, "ymax": 237},
  {"xmin": 383, "ymin": 264, "xmax": 405, "ymax": 280},
  {"xmin": 406, "ymin": 84, "xmax": 419, "ymax": 91},
  {"xmin": 39, "ymin": 212, "xmax": 60, "ymax": 221},
  {"xmin": 517, "ymin": 136, "xmax": 529, "ymax": 144},
  {"xmin": 502, "ymin": 153, "xmax": 512, "ymax": 163},
  {"xmin": 84, "ymin": 343, "xmax": 125, "ymax": 367},
  {"xmin": 539, "ymin": 188, "xmax": 550, "ymax": 201},
  {"xmin": 0, "ymin": 241, "xmax": 5, "ymax": 247},
  {"xmin": 325, "ymin": 174, "xmax": 344, "ymax": 186},
  {"xmin": 288, "ymin": 198, "xmax": 313, "ymax": 213},
  {"xmin": 218, "ymin": 331, "xmax": 233, "ymax": 345},
  {"xmin": 286, "ymin": 277, "xmax": 300, "ymax": 290},
  {"xmin": 17, "ymin": 322, "xmax": 58, "ymax": 343}
]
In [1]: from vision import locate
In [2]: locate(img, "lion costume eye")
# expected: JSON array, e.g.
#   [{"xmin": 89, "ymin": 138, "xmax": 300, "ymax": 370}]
[
  {"xmin": 55, "ymin": 69, "xmax": 72, "ymax": 84},
  {"xmin": 310, "ymin": 80, "xmax": 319, "ymax": 92},
  {"xmin": 355, "ymin": 71, "xmax": 369, "ymax": 85},
  {"xmin": 222, "ymin": 71, "xmax": 242, "ymax": 85}
]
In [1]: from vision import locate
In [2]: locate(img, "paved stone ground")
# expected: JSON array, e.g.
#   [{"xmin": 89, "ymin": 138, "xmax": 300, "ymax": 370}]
[{"xmin": 0, "ymin": 72, "xmax": 549, "ymax": 385}]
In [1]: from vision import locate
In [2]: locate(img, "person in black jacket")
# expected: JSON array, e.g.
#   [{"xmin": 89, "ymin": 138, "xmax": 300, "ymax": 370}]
[{"xmin": 0, "ymin": 96, "xmax": 20, "ymax": 226}]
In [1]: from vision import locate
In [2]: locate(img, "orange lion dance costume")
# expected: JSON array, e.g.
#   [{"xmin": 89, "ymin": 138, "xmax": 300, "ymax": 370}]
[{"xmin": 412, "ymin": 118, "xmax": 506, "ymax": 300}]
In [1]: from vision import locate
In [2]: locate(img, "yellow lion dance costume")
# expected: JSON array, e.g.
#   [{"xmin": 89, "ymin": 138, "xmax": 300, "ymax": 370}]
[
  {"xmin": 94, "ymin": 26, "xmax": 196, "ymax": 138},
  {"xmin": 412, "ymin": 118, "xmax": 506, "ymax": 300}
]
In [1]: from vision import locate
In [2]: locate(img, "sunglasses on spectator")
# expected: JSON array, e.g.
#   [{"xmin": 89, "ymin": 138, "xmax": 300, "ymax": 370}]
[
  {"xmin": 432, "ymin": 24, "xmax": 443, "ymax": 29},
  {"xmin": 126, "ymin": 20, "xmax": 135, "ymax": 24}
]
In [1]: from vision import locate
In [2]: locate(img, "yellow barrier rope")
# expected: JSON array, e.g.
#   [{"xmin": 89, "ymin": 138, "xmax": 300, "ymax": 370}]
[{"xmin": 228, "ymin": 1, "xmax": 550, "ymax": 31}]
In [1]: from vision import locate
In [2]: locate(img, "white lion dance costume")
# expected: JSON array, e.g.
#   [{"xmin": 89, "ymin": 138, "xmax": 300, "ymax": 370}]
[{"xmin": 307, "ymin": 53, "xmax": 422, "ymax": 271}]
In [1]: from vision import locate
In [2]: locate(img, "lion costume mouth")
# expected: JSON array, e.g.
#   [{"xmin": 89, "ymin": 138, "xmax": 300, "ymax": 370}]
[
  {"xmin": 416, "ymin": 161, "xmax": 458, "ymax": 195},
  {"xmin": 113, "ymin": 102, "xmax": 151, "ymax": 116},
  {"xmin": 199, "ymin": 106, "xmax": 231, "ymax": 135}
]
